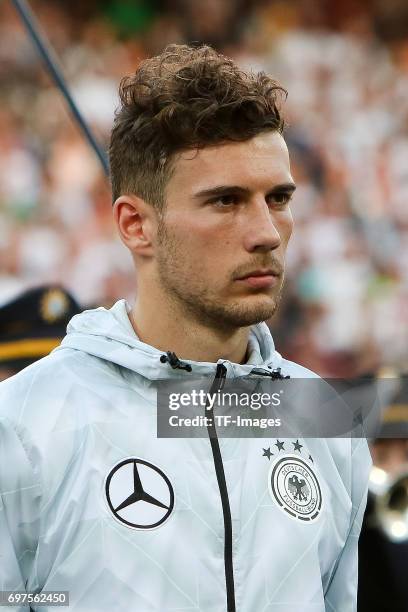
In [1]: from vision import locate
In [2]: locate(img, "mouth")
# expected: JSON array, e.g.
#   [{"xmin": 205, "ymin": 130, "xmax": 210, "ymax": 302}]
[{"xmin": 235, "ymin": 269, "xmax": 281, "ymax": 289}]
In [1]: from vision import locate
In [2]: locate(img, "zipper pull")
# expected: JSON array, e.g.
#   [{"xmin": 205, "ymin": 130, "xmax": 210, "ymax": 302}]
[
  {"xmin": 215, "ymin": 362, "xmax": 228, "ymax": 391},
  {"xmin": 250, "ymin": 366, "xmax": 290, "ymax": 380},
  {"xmin": 160, "ymin": 351, "xmax": 192, "ymax": 372}
]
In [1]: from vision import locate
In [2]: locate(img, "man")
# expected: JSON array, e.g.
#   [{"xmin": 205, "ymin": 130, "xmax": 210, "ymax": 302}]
[
  {"xmin": 358, "ymin": 375, "xmax": 408, "ymax": 612},
  {"xmin": 0, "ymin": 45, "xmax": 370, "ymax": 611},
  {"xmin": 0, "ymin": 286, "xmax": 81, "ymax": 381}
]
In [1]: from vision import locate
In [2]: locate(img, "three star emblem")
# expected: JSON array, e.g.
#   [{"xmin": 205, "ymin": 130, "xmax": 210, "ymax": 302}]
[{"xmin": 262, "ymin": 439, "xmax": 314, "ymax": 463}]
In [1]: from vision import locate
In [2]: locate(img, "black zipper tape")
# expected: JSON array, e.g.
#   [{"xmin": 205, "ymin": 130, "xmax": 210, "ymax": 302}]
[{"xmin": 205, "ymin": 363, "xmax": 236, "ymax": 612}]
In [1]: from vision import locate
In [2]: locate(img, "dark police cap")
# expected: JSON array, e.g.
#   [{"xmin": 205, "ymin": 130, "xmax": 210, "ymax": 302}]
[
  {"xmin": 379, "ymin": 374, "xmax": 408, "ymax": 438},
  {"xmin": 0, "ymin": 285, "xmax": 81, "ymax": 370}
]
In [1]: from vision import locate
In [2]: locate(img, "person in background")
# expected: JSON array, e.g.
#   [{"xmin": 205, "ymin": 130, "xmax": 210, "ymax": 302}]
[
  {"xmin": 358, "ymin": 375, "xmax": 408, "ymax": 612},
  {"xmin": 0, "ymin": 285, "xmax": 81, "ymax": 381}
]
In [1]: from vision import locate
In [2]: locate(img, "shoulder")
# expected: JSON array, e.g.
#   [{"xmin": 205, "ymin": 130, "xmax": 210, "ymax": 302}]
[
  {"xmin": 0, "ymin": 348, "xmax": 82, "ymax": 406},
  {"xmin": 0, "ymin": 347, "xmax": 133, "ymax": 494},
  {"xmin": 0, "ymin": 347, "xmax": 122, "ymax": 433}
]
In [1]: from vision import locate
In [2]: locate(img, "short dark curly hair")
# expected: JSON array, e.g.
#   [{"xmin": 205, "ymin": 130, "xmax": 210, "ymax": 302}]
[{"xmin": 109, "ymin": 44, "xmax": 287, "ymax": 208}]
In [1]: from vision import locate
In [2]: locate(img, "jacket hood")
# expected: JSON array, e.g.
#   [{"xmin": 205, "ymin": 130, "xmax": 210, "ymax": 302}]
[{"xmin": 57, "ymin": 300, "xmax": 284, "ymax": 381}]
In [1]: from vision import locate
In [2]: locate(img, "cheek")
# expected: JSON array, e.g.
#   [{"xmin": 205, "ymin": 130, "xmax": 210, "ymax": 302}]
[
  {"xmin": 163, "ymin": 221, "xmax": 216, "ymax": 267},
  {"xmin": 278, "ymin": 210, "xmax": 294, "ymax": 245},
  {"xmin": 171, "ymin": 215, "xmax": 231, "ymax": 252}
]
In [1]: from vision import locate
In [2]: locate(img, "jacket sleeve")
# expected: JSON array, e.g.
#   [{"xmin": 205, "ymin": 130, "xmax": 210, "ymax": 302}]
[
  {"xmin": 324, "ymin": 438, "xmax": 372, "ymax": 612},
  {"xmin": 0, "ymin": 414, "xmax": 42, "ymax": 607}
]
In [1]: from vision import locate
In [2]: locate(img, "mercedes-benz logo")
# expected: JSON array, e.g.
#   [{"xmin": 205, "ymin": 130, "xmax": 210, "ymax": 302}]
[{"xmin": 105, "ymin": 458, "xmax": 174, "ymax": 529}]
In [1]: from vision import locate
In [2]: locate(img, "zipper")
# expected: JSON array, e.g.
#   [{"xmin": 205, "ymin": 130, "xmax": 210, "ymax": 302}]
[
  {"xmin": 159, "ymin": 352, "xmax": 289, "ymax": 610},
  {"xmin": 205, "ymin": 363, "xmax": 236, "ymax": 612}
]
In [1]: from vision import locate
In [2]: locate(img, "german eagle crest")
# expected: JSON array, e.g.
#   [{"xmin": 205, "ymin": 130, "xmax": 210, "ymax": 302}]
[{"xmin": 267, "ymin": 444, "xmax": 322, "ymax": 522}]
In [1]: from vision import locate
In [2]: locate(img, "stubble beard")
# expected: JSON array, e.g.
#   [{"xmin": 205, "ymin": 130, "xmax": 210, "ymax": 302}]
[{"xmin": 156, "ymin": 219, "xmax": 283, "ymax": 331}]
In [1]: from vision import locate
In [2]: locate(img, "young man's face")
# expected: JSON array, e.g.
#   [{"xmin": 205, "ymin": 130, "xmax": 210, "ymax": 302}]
[{"xmin": 154, "ymin": 131, "xmax": 295, "ymax": 330}]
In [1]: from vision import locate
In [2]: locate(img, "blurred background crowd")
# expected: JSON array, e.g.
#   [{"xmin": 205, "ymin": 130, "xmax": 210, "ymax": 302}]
[{"xmin": 0, "ymin": 0, "xmax": 407, "ymax": 377}]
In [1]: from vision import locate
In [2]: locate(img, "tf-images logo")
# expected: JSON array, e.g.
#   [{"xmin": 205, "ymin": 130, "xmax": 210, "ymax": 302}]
[{"xmin": 105, "ymin": 458, "xmax": 174, "ymax": 530}]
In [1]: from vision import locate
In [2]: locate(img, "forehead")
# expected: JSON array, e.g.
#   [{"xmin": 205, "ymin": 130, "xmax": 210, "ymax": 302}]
[{"xmin": 168, "ymin": 131, "xmax": 292, "ymax": 194}]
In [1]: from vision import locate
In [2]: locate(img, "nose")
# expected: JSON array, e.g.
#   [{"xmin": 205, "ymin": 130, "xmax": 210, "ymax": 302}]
[{"xmin": 242, "ymin": 199, "xmax": 282, "ymax": 253}]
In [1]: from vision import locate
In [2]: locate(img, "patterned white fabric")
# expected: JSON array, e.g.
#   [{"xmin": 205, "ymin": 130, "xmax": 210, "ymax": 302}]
[{"xmin": 0, "ymin": 300, "xmax": 371, "ymax": 611}]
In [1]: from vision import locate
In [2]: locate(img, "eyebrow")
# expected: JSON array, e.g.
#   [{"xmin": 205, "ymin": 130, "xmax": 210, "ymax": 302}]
[{"xmin": 193, "ymin": 183, "xmax": 297, "ymax": 199}]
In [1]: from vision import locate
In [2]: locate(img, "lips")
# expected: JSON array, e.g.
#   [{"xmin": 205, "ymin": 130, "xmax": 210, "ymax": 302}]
[
  {"xmin": 237, "ymin": 269, "xmax": 280, "ymax": 280},
  {"xmin": 236, "ymin": 269, "xmax": 281, "ymax": 289}
]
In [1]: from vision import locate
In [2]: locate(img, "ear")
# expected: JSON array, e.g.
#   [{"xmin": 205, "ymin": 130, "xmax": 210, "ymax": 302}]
[{"xmin": 113, "ymin": 195, "xmax": 156, "ymax": 257}]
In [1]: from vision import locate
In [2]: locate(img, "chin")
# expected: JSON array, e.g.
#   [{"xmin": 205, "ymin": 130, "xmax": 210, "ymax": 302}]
[{"xmin": 221, "ymin": 296, "xmax": 280, "ymax": 328}]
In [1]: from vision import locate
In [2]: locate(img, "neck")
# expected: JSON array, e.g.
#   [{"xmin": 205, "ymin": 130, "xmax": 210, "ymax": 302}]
[{"xmin": 129, "ymin": 280, "xmax": 251, "ymax": 364}]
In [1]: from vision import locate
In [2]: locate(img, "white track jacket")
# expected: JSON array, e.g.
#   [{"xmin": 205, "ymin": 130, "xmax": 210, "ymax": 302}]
[{"xmin": 0, "ymin": 300, "xmax": 371, "ymax": 611}]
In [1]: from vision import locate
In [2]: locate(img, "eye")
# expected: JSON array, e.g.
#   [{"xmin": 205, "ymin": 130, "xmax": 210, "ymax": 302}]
[
  {"xmin": 210, "ymin": 194, "xmax": 240, "ymax": 207},
  {"xmin": 267, "ymin": 192, "xmax": 293, "ymax": 207}
]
